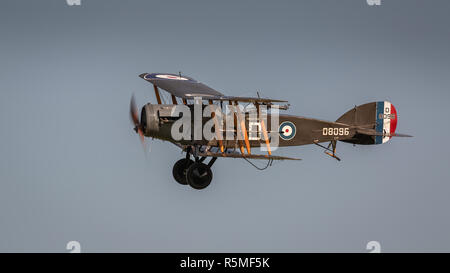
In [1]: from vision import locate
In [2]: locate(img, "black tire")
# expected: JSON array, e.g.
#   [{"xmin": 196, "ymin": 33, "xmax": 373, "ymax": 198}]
[
  {"xmin": 172, "ymin": 159, "xmax": 194, "ymax": 185},
  {"xmin": 186, "ymin": 162, "xmax": 213, "ymax": 190}
]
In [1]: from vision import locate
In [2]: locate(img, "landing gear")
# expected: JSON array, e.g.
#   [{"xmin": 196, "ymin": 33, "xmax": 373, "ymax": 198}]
[
  {"xmin": 186, "ymin": 162, "xmax": 213, "ymax": 190},
  {"xmin": 172, "ymin": 158, "xmax": 194, "ymax": 185},
  {"xmin": 172, "ymin": 146, "xmax": 217, "ymax": 190}
]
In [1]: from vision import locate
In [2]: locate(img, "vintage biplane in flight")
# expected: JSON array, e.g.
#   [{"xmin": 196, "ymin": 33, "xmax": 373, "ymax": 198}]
[{"xmin": 130, "ymin": 73, "xmax": 411, "ymax": 190}]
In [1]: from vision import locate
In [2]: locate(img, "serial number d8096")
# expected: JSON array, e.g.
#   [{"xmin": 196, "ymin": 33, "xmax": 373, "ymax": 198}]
[{"xmin": 322, "ymin": 127, "xmax": 349, "ymax": 136}]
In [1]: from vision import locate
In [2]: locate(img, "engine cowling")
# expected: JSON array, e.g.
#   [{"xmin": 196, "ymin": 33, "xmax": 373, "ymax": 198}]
[{"xmin": 140, "ymin": 103, "xmax": 181, "ymax": 139}]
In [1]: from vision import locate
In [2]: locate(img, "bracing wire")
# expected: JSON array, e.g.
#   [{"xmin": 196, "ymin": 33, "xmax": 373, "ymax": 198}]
[{"xmin": 242, "ymin": 157, "xmax": 273, "ymax": 171}]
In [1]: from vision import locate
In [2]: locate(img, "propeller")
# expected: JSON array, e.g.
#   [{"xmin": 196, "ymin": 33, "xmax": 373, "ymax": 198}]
[{"xmin": 130, "ymin": 94, "xmax": 146, "ymax": 149}]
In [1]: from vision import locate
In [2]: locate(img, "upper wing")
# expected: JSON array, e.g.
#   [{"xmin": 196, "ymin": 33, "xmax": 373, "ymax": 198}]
[
  {"xmin": 196, "ymin": 95, "xmax": 288, "ymax": 103},
  {"xmin": 139, "ymin": 73, "xmax": 288, "ymax": 104},
  {"xmin": 139, "ymin": 73, "xmax": 224, "ymax": 98}
]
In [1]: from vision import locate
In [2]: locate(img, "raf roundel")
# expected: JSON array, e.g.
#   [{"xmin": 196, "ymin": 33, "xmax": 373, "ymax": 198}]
[
  {"xmin": 143, "ymin": 73, "xmax": 191, "ymax": 81},
  {"xmin": 154, "ymin": 74, "xmax": 189, "ymax": 81},
  {"xmin": 279, "ymin": 121, "xmax": 296, "ymax": 140}
]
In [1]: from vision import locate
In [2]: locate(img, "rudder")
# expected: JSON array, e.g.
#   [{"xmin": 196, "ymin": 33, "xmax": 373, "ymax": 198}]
[{"xmin": 336, "ymin": 101, "xmax": 398, "ymax": 145}]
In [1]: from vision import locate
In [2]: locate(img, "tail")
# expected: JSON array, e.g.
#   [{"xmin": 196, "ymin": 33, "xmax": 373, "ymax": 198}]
[{"xmin": 336, "ymin": 101, "xmax": 411, "ymax": 145}]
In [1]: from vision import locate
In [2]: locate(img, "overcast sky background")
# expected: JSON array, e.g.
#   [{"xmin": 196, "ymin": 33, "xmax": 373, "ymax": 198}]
[{"xmin": 0, "ymin": 0, "xmax": 449, "ymax": 252}]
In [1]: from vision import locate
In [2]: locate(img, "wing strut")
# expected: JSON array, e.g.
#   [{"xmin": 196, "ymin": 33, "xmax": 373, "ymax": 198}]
[
  {"xmin": 230, "ymin": 101, "xmax": 245, "ymax": 154},
  {"xmin": 255, "ymin": 102, "xmax": 272, "ymax": 156},
  {"xmin": 171, "ymin": 94, "xmax": 178, "ymax": 104},
  {"xmin": 153, "ymin": 84, "xmax": 162, "ymax": 104},
  {"xmin": 209, "ymin": 100, "xmax": 224, "ymax": 153},
  {"xmin": 235, "ymin": 101, "xmax": 251, "ymax": 155}
]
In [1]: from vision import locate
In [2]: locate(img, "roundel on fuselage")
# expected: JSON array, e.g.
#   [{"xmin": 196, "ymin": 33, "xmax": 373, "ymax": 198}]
[{"xmin": 279, "ymin": 121, "xmax": 296, "ymax": 140}]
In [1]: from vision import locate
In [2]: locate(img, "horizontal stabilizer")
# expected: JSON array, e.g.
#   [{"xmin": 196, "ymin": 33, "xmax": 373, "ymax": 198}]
[{"xmin": 356, "ymin": 128, "xmax": 413, "ymax": 138}]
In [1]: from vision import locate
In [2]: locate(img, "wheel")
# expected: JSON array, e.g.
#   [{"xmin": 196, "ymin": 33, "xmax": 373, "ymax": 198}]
[
  {"xmin": 172, "ymin": 158, "xmax": 194, "ymax": 185},
  {"xmin": 186, "ymin": 162, "xmax": 213, "ymax": 190}
]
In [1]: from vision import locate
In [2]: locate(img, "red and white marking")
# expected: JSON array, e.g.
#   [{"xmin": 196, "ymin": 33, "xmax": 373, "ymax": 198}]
[
  {"xmin": 382, "ymin": 101, "xmax": 398, "ymax": 143},
  {"xmin": 281, "ymin": 124, "xmax": 294, "ymax": 138}
]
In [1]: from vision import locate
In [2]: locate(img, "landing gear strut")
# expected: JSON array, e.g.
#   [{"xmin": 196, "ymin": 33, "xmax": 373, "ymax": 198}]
[{"xmin": 172, "ymin": 147, "xmax": 217, "ymax": 190}]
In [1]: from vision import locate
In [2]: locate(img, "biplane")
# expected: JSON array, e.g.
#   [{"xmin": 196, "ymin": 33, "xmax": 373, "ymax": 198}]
[{"xmin": 130, "ymin": 73, "xmax": 411, "ymax": 190}]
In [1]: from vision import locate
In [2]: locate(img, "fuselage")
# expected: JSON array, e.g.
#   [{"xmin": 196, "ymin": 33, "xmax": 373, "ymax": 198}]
[{"xmin": 140, "ymin": 103, "xmax": 356, "ymax": 149}]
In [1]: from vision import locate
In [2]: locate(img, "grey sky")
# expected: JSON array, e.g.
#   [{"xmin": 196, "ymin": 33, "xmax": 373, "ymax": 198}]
[{"xmin": 0, "ymin": 0, "xmax": 449, "ymax": 252}]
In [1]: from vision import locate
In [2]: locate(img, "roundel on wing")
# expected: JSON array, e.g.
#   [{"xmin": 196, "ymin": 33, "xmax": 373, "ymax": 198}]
[
  {"xmin": 154, "ymin": 74, "xmax": 189, "ymax": 80},
  {"xmin": 279, "ymin": 121, "xmax": 296, "ymax": 140}
]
